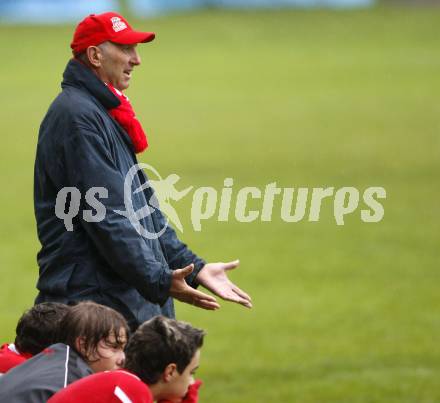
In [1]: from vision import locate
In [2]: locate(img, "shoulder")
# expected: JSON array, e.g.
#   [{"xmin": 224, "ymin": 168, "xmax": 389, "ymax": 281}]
[
  {"xmin": 48, "ymin": 370, "xmax": 153, "ymax": 403},
  {"xmin": 43, "ymin": 87, "xmax": 112, "ymax": 134},
  {"xmin": 25, "ymin": 343, "xmax": 72, "ymax": 367},
  {"xmin": 52, "ymin": 87, "xmax": 99, "ymax": 114},
  {"xmin": 0, "ymin": 343, "xmax": 29, "ymax": 373},
  {"xmin": 0, "ymin": 344, "xmax": 70, "ymax": 400},
  {"xmin": 111, "ymin": 371, "xmax": 153, "ymax": 403},
  {"xmin": 98, "ymin": 370, "xmax": 151, "ymax": 393}
]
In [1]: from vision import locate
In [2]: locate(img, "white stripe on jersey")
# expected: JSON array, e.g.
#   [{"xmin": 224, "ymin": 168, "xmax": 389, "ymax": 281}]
[
  {"xmin": 8, "ymin": 343, "xmax": 19, "ymax": 354},
  {"xmin": 114, "ymin": 386, "xmax": 133, "ymax": 403},
  {"xmin": 63, "ymin": 345, "xmax": 70, "ymax": 387}
]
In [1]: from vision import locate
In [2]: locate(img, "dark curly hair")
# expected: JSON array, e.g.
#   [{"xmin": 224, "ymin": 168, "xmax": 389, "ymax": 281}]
[
  {"xmin": 124, "ymin": 316, "xmax": 205, "ymax": 385},
  {"xmin": 15, "ymin": 302, "xmax": 70, "ymax": 355}
]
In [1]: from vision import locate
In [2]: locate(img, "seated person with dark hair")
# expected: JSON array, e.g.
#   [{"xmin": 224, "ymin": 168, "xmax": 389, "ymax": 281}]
[
  {"xmin": 0, "ymin": 301, "xmax": 129, "ymax": 402},
  {"xmin": 0, "ymin": 302, "xmax": 70, "ymax": 374},
  {"xmin": 49, "ymin": 316, "xmax": 205, "ymax": 403}
]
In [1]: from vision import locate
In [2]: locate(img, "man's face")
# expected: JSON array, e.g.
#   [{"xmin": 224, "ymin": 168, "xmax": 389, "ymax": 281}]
[
  {"xmin": 96, "ymin": 42, "xmax": 141, "ymax": 90},
  {"xmin": 163, "ymin": 349, "xmax": 201, "ymax": 403},
  {"xmin": 86, "ymin": 327, "xmax": 127, "ymax": 373}
]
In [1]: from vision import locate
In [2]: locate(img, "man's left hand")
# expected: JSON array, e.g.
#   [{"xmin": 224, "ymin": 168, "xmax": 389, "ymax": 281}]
[{"xmin": 196, "ymin": 260, "xmax": 252, "ymax": 309}]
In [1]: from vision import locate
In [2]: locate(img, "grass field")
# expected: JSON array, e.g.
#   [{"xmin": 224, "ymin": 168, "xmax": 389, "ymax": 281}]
[{"xmin": 0, "ymin": 5, "xmax": 439, "ymax": 402}]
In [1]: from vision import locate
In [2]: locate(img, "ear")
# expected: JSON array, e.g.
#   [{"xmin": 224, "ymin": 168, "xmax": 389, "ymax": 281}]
[
  {"xmin": 74, "ymin": 336, "xmax": 86, "ymax": 355},
  {"xmin": 86, "ymin": 46, "xmax": 103, "ymax": 68},
  {"xmin": 163, "ymin": 363, "xmax": 177, "ymax": 383}
]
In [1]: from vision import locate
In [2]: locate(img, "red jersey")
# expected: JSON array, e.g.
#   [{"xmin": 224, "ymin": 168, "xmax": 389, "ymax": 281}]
[
  {"xmin": 48, "ymin": 370, "xmax": 153, "ymax": 403},
  {"xmin": 0, "ymin": 343, "xmax": 32, "ymax": 373}
]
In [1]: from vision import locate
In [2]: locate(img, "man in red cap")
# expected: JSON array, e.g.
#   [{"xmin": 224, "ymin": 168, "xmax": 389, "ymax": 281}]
[
  {"xmin": 70, "ymin": 12, "xmax": 155, "ymax": 94},
  {"xmin": 33, "ymin": 12, "xmax": 252, "ymax": 331}
]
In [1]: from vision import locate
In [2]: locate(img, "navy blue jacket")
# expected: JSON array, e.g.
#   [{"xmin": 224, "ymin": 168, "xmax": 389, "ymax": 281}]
[{"xmin": 34, "ymin": 59, "xmax": 205, "ymax": 329}]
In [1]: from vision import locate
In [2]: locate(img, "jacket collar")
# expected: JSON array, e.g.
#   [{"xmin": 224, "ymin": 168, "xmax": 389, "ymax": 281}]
[{"xmin": 61, "ymin": 58, "xmax": 120, "ymax": 110}]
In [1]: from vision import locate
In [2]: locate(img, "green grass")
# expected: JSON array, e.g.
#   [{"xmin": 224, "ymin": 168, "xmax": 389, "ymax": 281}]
[{"xmin": 0, "ymin": 6, "xmax": 439, "ymax": 402}]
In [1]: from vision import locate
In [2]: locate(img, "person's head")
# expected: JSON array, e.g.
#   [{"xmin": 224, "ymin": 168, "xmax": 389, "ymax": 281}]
[
  {"xmin": 70, "ymin": 12, "xmax": 155, "ymax": 90},
  {"xmin": 57, "ymin": 301, "xmax": 129, "ymax": 373},
  {"xmin": 14, "ymin": 302, "xmax": 70, "ymax": 356},
  {"xmin": 124, "ymin": 316, "xmax": 205, "ymax": 403}
]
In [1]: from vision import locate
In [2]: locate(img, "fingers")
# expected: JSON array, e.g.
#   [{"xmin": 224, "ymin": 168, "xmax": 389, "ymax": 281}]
[
  {"xmin": 235, "ymin": 297, "xmax": 253, "ymax": 309},
  {"xmin": 194, "ymin": 298, "xmax": 220, "ymax": 310},
  {"xmin": 223, "ymin": 262, "xmax": 252, "ymax": 308},
  {"xmin": 224, "ymin": 259, "xmax": 240, "ymax": 271},
  {"xmin": 228, "ymin": 293, "xmax": 253, "ymax": 309},
  {"xmin": 217, "ymin": 288, "xmax": 252, "ymax": 309},
  {"xmin": 232, "ymin": 285, "xmax": 252, "ymax": 303},
  {"xmin": 171, "ymin": 265, "xmax": 222, "ymax": 310},
  {"xmin": 190, "ymin": 287, "xmax": 218, "ymax": 303},
  {"xmin": 188, "ymin": 286, "xmax": 220, "ymax": 310},
  {"xmin": 173, "ymin": 260, "xmax": 252, "ymax": 310}
]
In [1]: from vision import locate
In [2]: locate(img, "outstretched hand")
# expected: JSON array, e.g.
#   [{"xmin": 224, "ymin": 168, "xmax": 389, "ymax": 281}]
[
  {"xmin": 196, "ymin": 260, "xmax": 252, "ymax": 308},
  {"xmin": 169, "ymin": 264, "xmax": 220, "ymax": 310}
]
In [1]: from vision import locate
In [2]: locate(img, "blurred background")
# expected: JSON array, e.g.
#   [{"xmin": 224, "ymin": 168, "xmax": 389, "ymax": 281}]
[{"xmin": 0, "ymin": 0, "xmax": 439, "ymax": 402}]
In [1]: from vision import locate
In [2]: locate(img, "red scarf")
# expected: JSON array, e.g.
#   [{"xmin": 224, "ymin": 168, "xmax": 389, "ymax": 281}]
[{"xmin": 106, "ymin": 84, "xmax": 148, "ymax": 153}]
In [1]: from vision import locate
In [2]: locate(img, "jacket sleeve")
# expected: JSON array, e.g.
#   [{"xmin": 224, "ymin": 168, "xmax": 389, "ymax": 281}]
[
  {"xmin": 158, "ymin": 213, "xmax": 205, "ymax": 288},
  {"xmin": 63, "ymin": 125, "xmax": 173, "ymax": 305},
  {"xmin": 143, "ymin": 182, "xmax": 205, "ymax": 288}
]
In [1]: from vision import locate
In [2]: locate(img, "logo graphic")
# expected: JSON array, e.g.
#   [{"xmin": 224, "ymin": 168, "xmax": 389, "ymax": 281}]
[
  {"xmin": 110, "ymin": 16, "xmax": 127, "ymax": 32},
  {"xmin": 137, "ymin": 172, "xmax": 192, "ymax": 233},
  {"xmin": 113, "ymin": 163, "xmax": 193, "ymax": 239},
  {"xmin": 55, "ymin": 163, "xmax": 386, "ymax": 238}
]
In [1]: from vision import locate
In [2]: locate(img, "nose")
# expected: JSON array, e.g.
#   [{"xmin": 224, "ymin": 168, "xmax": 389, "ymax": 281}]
[{"xmin": 131, "ymin": 48, "xmax": 141, "ymax": 66}]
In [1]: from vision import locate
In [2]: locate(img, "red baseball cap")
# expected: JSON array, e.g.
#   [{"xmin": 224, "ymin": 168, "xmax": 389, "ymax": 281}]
[{"xmin": 71, "ymin": 12, "xmax": 155, "ymax": 55}]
